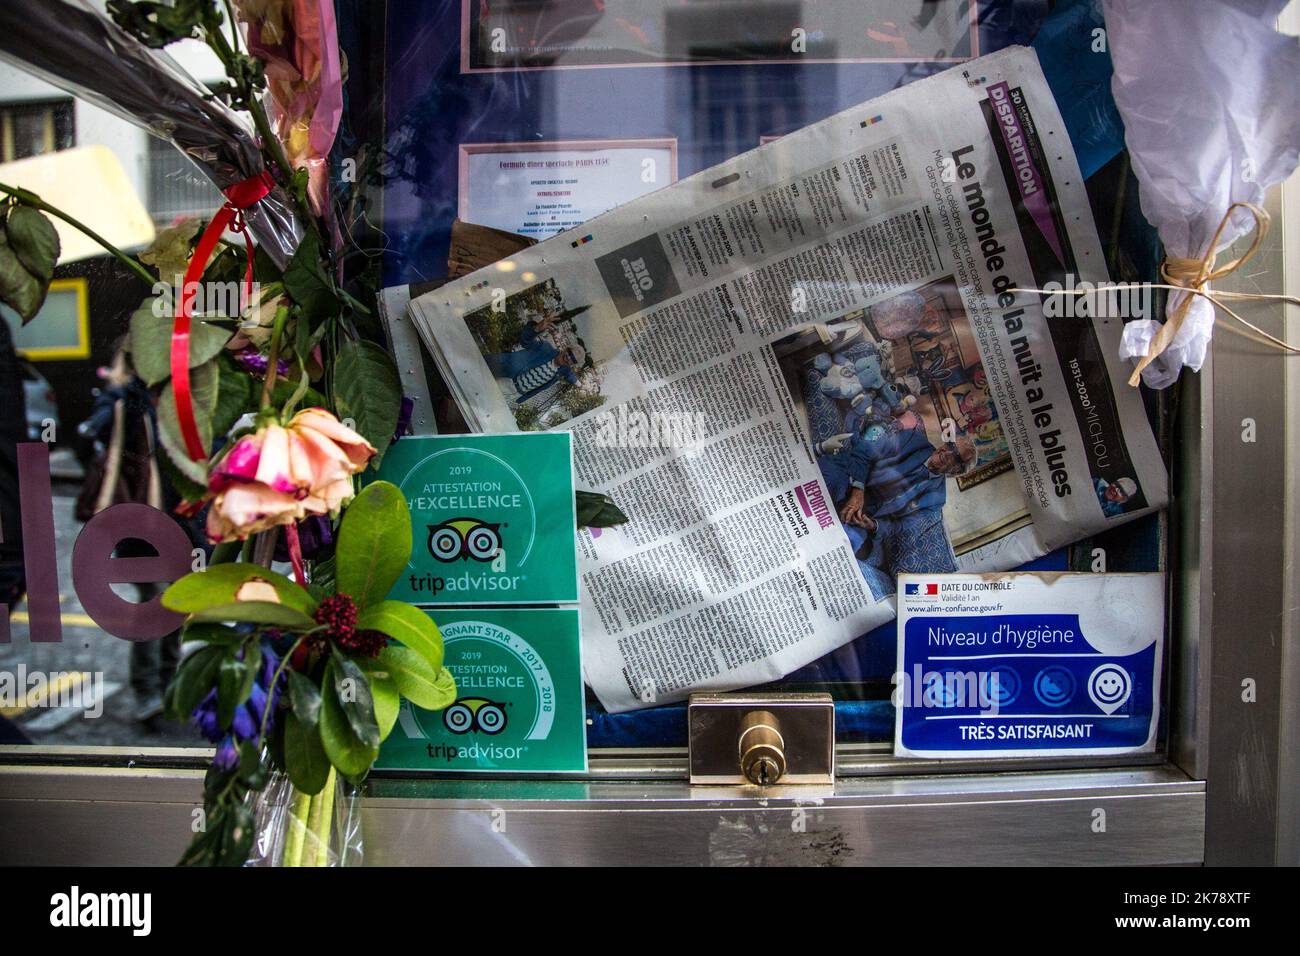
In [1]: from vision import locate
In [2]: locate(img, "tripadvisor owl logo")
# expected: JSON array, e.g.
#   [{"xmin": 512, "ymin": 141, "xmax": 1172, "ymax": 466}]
[
  {"xmin": 442, "ymin": 696, "xmax": 508, "ymax": 734},
  {"xmin": 427, "ymin": 517, "xmax": 503, "ymax": 563}
]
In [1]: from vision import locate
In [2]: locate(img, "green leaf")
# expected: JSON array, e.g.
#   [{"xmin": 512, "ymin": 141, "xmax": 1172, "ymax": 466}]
[
  {"xmin": 293, "ymin": 309, "xmax": 313, "ymax": 363},
  {"xmin": 576, "ymin": 490, "xmax": 629, "ymax": 528},
  {"xmin": 217, "ymin": 642, "xmax": 260, "ymax": 729},
  {"xmin": 379, "ymin": 646, "xmax": 457, "ymax": 712},
  {"xmin": 282, "ymin": 231, "xmax": 339, "ymax": 321},
  {"xmin": 237, "ymin": 738, "xmax": 270, "ymax": 789},
  {"xmin": 216, "ymin": 802, "xmax": 256, "ymax": 868},
  {"xmin": 164, "ymin": 563, "xmax": 318, "ymax": 617},
  {"xmin": 181, "ymin": 623, "xmax": 247, "ymax": 646},
  {"xmin": 308, "ymin": 555, "xmax": 336, "ymax": 603},
  {"xmin": 355, "ymin": 658, "xmax": 399, "ymax": 742},
  {"xmin": 356, "ymin": 600, "xmax": 442, "ymax": 672},
  {"xmin": 212, "ymin": 354, "xmax": 255, "ymax": 441},
  {"xmin": 318, "ymin": 658, "xmax": 379, "ymax": 778},
  {"xmin": 332, "ymin": 656, "xmax": 380, "ymax": 749},
  {"xmin": 156, "ymin": 445, "xmax": 207, "ymax": 503},
  {"xmin": 190, "ymin": 600, "xmax": 317, "ymax": 631},
  {"xmin": 106, "ymin": 0, "xmax": 214, "ymax": 48},
  {"xmin": 157, "ymin": 360, "xmax": 218, "ymax": 483},
  {"xmin": 268, "ymin": 374, "xmax": 327, "ymax": 412},
  {"xmin": 287, "ymin": 669, "xmax": 322, "ymax": 728},
  {"xmin": 335, "ymin": 481, "xmax": 411, "ymax": 609},
  {"xmin": 167, "ymin": 644, "xmax": 224, "ymax": 720},
  {"xmin": 332, "ymin": 340, "xmax": 401, "ymax": 467},
  {"xmin": 268, "ymin": 707, "xmax": 287, "ymax": 772},
  {"xmin": 178, "ymin": 813, "xmax": 222, "ymax": 867},
  {"xmin": 0, "ymin": 234, "xmax": 46, "ymax": 324},
  {"xmin": 253, "ymin": 243, "xmax": 283, "ymax": 285},
  {"xmin": 203, "ymin": 760, "xmax": 236, "ymax": 801},
  {"xmin": 130, "ymin": 299, "xmax": 231, "ymax": 387},
  {"xmin": 283, "ymin": 709, "xmax": 330, "ymax": 795},
  {"xmin": 140, "ymin": 217, "xmax": 201, "ymax": 284},
  {"xmin": 4, "ymin": 205, "xmax": 60, "ymax": 285}
]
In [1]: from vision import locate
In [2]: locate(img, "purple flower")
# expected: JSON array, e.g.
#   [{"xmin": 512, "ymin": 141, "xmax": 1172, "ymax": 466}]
[
  {"xmin": 194, "ymin": 689, "xmax": 221, "ymax": 741},
  {"xmin": 230, "ymin": 345, "xmax": 291, "ymax": 379},
  {"xmin": 272, "ymin": 515, "xmax": 334, "ymax": 562},
  {"xmin": 191, "ymin": 641, "xmax": 287, "ymax": 757},
  {"xmin": 214, "ymin": 736, "xmax": 239, "ymax": 771}
]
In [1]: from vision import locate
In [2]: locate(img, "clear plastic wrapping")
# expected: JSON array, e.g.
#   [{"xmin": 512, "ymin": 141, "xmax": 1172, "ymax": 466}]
[
  {"xmin": 0, "ymin": 0, "xmax": 303, "ymax": 267},
  {"xmin": 246, "ymin": 770, "xmax": 363, "ymax": 867}
]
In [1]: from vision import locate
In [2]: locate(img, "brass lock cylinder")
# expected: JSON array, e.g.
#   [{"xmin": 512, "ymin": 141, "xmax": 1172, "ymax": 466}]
[{"xmin": 738, "ymin": 710, "xmax": 786, "ymax": 786}]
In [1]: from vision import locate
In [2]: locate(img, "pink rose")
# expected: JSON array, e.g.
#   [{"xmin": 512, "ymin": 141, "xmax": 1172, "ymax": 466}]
[
  {"xmin": 203, "ymin": 409, "xmax": 377, "ymax": 542},
  {"xmin": 289, "ymin": 408, "xmax": 376, "ymax": 470},
  {"xmin": 206, "ymin": 482, "xmax": 303, "ymax": 542}
]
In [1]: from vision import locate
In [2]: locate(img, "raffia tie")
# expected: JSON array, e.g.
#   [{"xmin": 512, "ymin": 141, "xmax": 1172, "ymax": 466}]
[{"xmin": 1014, "ymin": 202, "xmax": 1300, "ymax": 387}]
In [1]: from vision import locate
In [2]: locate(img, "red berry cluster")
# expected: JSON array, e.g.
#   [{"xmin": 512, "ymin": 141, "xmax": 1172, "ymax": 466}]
[{"xmin": 311, "ymin": 594, "xmax": 388, "ymax": 657}]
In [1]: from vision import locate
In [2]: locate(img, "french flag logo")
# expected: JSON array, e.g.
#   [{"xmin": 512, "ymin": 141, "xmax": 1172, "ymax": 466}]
[{"xmin": 905, "ymin": 583, "xmax": 939, "ymax": 596}]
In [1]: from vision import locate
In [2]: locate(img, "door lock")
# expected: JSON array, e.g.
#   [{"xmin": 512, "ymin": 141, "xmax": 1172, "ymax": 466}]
[
  {"xmin": 688, "ymin": 692, "xmax": 834, "ymax": 786},
  {"xmin": 738, "ymin": 710, "xmax": 786, "ymax": 785}
]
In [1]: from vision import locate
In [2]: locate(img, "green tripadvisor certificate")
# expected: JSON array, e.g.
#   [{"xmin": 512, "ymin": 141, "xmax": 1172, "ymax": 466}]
[
  {"xmin": 376, "ymin": 433, "xmax": 578, "ymax": 605},
  {"xmin": 378, "ymin": 608, "xmax": 587, "ymax": 773},
  {"xmin": 375, "ymin": 434, "xmax": 586, "ymax": 773}
]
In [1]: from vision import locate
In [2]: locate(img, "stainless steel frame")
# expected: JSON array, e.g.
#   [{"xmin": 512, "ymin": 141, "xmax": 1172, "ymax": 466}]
[
  {"xmin": 0, "ymin": 754, "xmax": 1203, "ymax": 866},
  {"xmin": 1175, "ymin": 180, "xmax": 1300, "ymax": 866}
]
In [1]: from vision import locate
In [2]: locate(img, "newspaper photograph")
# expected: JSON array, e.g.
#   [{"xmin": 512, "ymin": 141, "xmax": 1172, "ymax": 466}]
[{"xmin": 408, "ymin": 45, "xmax": 1168, "ymax": 713}]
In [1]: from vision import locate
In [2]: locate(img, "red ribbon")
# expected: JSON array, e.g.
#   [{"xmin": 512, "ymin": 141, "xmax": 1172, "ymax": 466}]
[{"xmin": 171, "ymin": 170, "xmax": 276, "ymax": 461}]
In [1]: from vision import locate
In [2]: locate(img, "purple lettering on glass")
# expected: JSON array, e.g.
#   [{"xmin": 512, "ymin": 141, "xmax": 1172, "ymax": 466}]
[
  {"xmin": 17, "ymin": 442, "xmax": 60, "ymax": 644},
  {"xmin": 72, "ymin": 503, "xmax": 189, "ymax": 641}
]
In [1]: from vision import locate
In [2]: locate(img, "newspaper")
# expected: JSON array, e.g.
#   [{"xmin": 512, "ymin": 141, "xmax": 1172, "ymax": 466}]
[{"xmin": 407, "ymin": 46, "xmax": 1168, "ymax": 713}]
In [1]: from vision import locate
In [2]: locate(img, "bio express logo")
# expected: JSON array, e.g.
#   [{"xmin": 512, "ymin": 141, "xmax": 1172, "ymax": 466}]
[{"xmin": 399, "ymin": 448, "xmax": 537, "ymax": 597}]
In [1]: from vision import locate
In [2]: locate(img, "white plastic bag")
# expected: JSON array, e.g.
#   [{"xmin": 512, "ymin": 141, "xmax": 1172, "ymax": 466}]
[{"xmin": 1102, "ymin": 0, "xmax": 1300, "ymax": 387}]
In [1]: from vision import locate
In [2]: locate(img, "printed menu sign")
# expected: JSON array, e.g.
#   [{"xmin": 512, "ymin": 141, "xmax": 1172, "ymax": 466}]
[{"xmin": 895, "ymin": 572, "xmax": 1163, "ymax": 758}]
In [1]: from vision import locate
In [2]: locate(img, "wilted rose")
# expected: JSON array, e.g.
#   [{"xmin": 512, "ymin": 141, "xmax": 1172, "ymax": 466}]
[{"xmin": 204, "ymin": 409, "xmax": 376, "ymax": 542}]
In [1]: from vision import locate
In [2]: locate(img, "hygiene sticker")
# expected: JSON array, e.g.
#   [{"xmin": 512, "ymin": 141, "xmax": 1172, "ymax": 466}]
[
  {"xmin": 895, "ymin": 573, "xmax": 1163, "ymax": 758},
  {"xmin": 374, "ymin": 433, "xmax": 577, "ymax": 606},
  {"xmin": 377, "ymin": 607, "xmax": 587, "ymax": 773}
]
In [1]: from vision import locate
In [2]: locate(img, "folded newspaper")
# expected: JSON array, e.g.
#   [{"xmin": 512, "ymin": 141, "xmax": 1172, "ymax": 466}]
[{"xmin": 404, "ymin": 46, "xmax": 1167, "ymax": 713}]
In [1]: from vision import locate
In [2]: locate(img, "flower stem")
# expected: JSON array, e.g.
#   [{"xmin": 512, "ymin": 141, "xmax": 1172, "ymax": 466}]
[
  {"xmin": 203, "ymin": 20, "xmax": 318, "ymax": 234},
  {"xmin": 210, "ymin": 540, "xmax": 241, "ymax": 566},
  {"xmin": 258, "ymin": 635, "xmax": 302, "ymax": 741},
  {"xmin": 283, "ymin": 787, "xmax": 312, "ymax": 867},
  {"xmin": 221, "ymin": 0, "xmax": 242, "ymax": 54},
  {"xmin": 304, "ymin": 767, "xmax": 337, "ymax": 866},
  {"xmin": 314, "ymin": 769, "xmax": 338, "ymax": 866},
  {"xmin": 0, "ymin": 182, "xmax": 156, "ymax": 288},
  {"xmin": 338, "ymin": 286, "xmax": 373, "ymax": 319},
  {"xmin": 284, "ymin": 522, "xmax": 307, "ymax": 587},
  {"xmin": 260, "ymin": 303, "xmax": 290, "ymax": 409}
]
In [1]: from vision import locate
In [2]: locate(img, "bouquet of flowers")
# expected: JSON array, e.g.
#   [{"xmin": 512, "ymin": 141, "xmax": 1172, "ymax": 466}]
[
  {"xmin": 0, "ymin": 0, "xmax": 622, "ymax": 865},
  {"xmin": 163, "ymin": 477, "xmax": 454, "ymax": 866}
]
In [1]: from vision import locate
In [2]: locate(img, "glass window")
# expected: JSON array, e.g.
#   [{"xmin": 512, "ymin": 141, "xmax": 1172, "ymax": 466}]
[
  {"xmin": 1, "ymin": 99, "xmax": 74, "ymax": 162},
  {"xmin": 0, "ymin": 0, "xmax": 1289, "ymax": 785}
]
